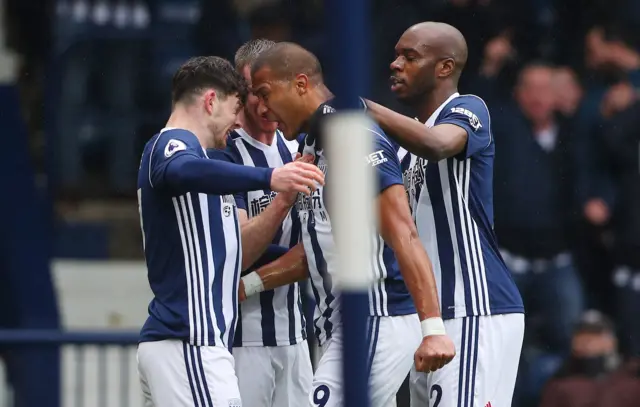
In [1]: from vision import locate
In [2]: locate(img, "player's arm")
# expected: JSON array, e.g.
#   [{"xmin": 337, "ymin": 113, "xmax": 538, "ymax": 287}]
[
  {"xmin": 365, "ymin": 99, "xmax": 467, "ymax": 161},
  {"xmin": 370, "ymin": 131, "xmax": 455, "ymax": 372},
  {"xmin": 378, "ymin": 184, "xmax": 442, "ymax": 322},
  {"xmin": 238, "ymin": 243, "xmax": 309, "ymax": 301},
  {"xmin": 237, "ymin": 196, "xmax": 297, "ymax": 270},
  {"xmin": 151, "ymin": 140, "xmax": 323, "ymax": 195}
]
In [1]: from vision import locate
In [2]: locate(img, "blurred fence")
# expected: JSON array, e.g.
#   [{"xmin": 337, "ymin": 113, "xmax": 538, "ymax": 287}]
[{"xmin": 0, "ymin": 330, "xmax": 141, "ymax": 407}]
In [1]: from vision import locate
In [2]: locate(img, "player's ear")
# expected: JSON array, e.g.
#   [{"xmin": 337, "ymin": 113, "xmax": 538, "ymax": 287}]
[
  {"xmin": 295, "ymin": 74, "xmax": 309, "ymax": 95},
  {"xmin": 204, "ymin": 89, "xmax": 217, "ymax": 115},
  {"xmin": 438, "ymin": 58, "xmax": 455, "ymax": 78}
]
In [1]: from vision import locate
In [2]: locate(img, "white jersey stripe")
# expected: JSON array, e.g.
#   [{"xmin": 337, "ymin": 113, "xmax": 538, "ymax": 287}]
[
  {"xmin": 186, "ymin": 193, "xmax": 208, "ymax": 346},
  {"xmin": 199, "ymin": 193, "xmax": 219, "ymax": 343},
  {"xmin": 173, "ymin": 197, "xmax": 196, "ymax": 344},
  {"xmin": 454, "ymin": 159, "xmax": 478, "ymax": 316},
  {"xmin": 370, "ymin": 234, "xmax": 382, "ymax": 315},
  {"xmin": 439, "ymin": 161, "xmax": 467, "ymax": 317},
  {"xmin": 377, "ymin": 236, "xmax": 389, "ymax": 316},
  {"xmin": 179, "ymin": 194, "xmax": 202, "ymax": 345},
  {"xmin": 221, "ymin": 197, "xmax": 239, "ymax": 347}
]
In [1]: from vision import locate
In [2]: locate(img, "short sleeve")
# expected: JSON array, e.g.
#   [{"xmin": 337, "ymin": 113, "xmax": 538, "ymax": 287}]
[
  {"xmin": 149, "ymin": 130, "xmax": 200, "ymax": 188},
  {"xmin": 223, "ymin": 139, "xmax": 248, "ymax": 211},
  {"xmin": 365, "ymin": 129, "xmax": 404, "ymax": 194},
  {"xmin": 437, "ymin": 96, "xmax": 492, "ymax": 159}
]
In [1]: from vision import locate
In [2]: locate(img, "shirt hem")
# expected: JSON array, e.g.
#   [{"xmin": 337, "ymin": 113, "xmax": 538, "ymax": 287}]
[{"xmin": 232, "ymin": 336, "xmax": 307, "ymax": 347}]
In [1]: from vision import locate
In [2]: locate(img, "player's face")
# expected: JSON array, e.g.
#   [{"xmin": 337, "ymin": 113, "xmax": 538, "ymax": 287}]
[
  {"xmin": 390, "ymin": 31, "xmax": 439, "ymax": 104},
  {"xmin": 251, "ymin": 67, "xmax": 306, "ymax": 141},
  {"xmin": 209, "ymin": 93, "xmax": 242, "ymax": 149},
  {"xmin": 241, "ymin": 65, "xmax": 279, "ymax": 134}
]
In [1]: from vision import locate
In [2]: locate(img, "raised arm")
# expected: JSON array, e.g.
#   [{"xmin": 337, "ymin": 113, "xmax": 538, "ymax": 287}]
[
  {"xmin": 366, "ymin": 100, "xmax": 466, "ymax": 161},
  {"xmin": 238, "ymin": 243, "xmax": 309, "ymax": 301},
  {"xmin": 158, "ymin": 153, "xmax": 323, "ymax": 195}
]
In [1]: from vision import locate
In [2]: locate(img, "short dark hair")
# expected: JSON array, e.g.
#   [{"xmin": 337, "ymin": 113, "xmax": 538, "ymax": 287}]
[
  {"xmin": 234, "ymin": 39, "xmax": 277, "ymax": 72},
  {"xmin": 171, "ymin": 56, "xmax": 248, "ymax": 105},
  {"xmin": 251, "ymin": 42, "xmax": 323, "ymax": 84}
]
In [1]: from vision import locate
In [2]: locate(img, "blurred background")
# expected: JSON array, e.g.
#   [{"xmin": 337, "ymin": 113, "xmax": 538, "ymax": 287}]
[{"xmin": 1, "ymin": 0, "xmax": 639, "ymax": 406}]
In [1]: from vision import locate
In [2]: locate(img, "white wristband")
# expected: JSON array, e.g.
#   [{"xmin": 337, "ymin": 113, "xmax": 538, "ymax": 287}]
[
  {"xmin": 241, "ymin": 272, "xmax": 264, "ymax": 297},
  {"xmin": 421, "ymin": 317, "xmax": 446, "ymax": 337}
]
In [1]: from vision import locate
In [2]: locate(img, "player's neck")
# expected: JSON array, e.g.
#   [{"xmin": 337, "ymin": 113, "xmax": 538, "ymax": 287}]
[
  {"xmin": 416, "ymin": 86, "xmax": 458, "ymax": 123},
  {"xmin": 239, "ymin": 115, "xmax": 276, "ymax": 145},
  {"xmin": 247, "ymin": 128, "xmax": 276, "ymax": 146},
  {"xmin": 300, "ymin": 85, "xmax": 334, "ymax": 133},
  {"xmin": 166, "ymin": 107, "xmax": 212, "ymax": 149}
]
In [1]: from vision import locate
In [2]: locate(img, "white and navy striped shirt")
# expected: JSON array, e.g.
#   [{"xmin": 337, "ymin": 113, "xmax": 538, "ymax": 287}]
[
  {"xmin": 299, "ymin": 102, "xmax": 415, "ymax": 345},
  {"xmin": 399, "ymin": 93, "xmax": 524, "ymax": 320},
  {"xmin": 226, "ymin": 129, "xmax": 307, "ymax": 347},
  {"xmin": 138, "ymin": 128, "xmax": 242, "ymax": 350}
]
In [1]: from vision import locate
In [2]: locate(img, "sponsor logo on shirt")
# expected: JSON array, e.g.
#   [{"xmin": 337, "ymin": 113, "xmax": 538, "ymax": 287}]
[{"xmin": 450, "ymin": 107, "xmax": 482, "ymax": 131}]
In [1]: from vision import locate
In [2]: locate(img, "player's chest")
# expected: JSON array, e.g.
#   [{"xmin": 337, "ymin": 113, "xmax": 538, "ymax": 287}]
[
  {"xmin": 247, "ymin": 190, "xmax": 277, "ymax": 218},
  {"xmin": 220, "ymin": 194, "xmax": 238, "ymax": 219},
  {"xmin": 296, "ymin": 154, "xmax": 330, "ymax": 226},
  {"xmin": 402, "ymin": 155, "xmax": 429, "ymax": 192}
]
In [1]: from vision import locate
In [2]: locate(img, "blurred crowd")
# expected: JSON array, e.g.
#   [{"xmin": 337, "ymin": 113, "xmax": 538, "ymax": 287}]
[{"xmin": 4, "ymin": 0, "xmax": 640, "ymax": 406}]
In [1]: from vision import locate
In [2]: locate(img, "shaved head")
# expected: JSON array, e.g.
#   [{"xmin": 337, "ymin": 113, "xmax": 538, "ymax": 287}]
[
  {"xmin": 406, "ymin": 22, "xmax": 468, "ymax": 76},
  {"xmin": 251, "ymin": 42, "xmax": 323, "ymax": 84},
  {"xmin": 390, "ymin": 22, "xmax": 468, "ymax": 105}
]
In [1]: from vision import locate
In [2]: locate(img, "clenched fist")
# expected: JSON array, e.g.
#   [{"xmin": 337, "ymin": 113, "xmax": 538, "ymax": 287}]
[{"xmin": 414, "ymin": 334, "xmax": 456, "ymax": 373}]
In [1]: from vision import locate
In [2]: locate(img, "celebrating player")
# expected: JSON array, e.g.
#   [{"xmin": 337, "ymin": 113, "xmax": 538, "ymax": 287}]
[
  {"xmin": 242, "ymin": 42, "xmax": 455, "ymax": 407},
  {"xmin": 364, "ymin": 22, "xmax": 525, "ymax": 407},
  {"xmin": 135, "ymin": 56, "xmax": 324, "ymax": 407},
  {"xmin": 226, "ymin": 39, "xmax": 313, "ymax": 406}
]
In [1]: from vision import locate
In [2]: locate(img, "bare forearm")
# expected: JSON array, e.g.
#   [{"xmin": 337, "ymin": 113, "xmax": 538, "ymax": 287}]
[
  {"xmin": 241, "ymin": 195, "xmax": 292, "ymax": 270},
  {"xmin": 256, "ymin": 243, "xmax": 308, "ymax": 290},
  {"xmin": 366, "ymin": 100, "xmax": 452, "ymax": 160},
  {"xmin": 240, "ymin": 244, "xmax": 309, "ymax": 301},
  {"xmin": 393, "ymin": 236, "xmax": 441, "ymax": 321}
]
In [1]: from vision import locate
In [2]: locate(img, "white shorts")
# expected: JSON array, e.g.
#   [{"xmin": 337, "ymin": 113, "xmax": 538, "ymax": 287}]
[
  {"xmin": 233, "ymin": 341, "xmax": 313, "ymax": 407},
  {"xmin": 137, "ymin": 340, "xmax": 241, "ymax": 407},
  {"xmin": 310, "ymin": 313, "xmax": 422, "ymax": 407},
  {"xmin": 410, "ymin": 313, "xmax": 525, "ymax": 407}
]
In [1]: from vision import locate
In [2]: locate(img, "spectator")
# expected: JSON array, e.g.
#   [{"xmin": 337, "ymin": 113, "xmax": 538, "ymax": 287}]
[
  {"xmin": 538, "ymin": 310, "xmax": 640, "ymax": 407},
  {"xmin": 598, "ymin": 87, "xmax": 640, "ymax": 358},
  {"xmin": 493, "ymin": 63, "xmax": 584, "ymax": 356}
]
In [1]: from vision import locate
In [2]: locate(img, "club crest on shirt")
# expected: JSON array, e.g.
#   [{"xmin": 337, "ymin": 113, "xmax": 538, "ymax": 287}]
[
  {"xmin": 164, "ymin": 139, "xmax": 187, "ymax": 158},
  {"xmin": 450, "ymin": 107, "xmax": 482, "ymax": 131},
  {"xmin": 222, "ymin": 194, "xmax": 236, "ymax": 217}
]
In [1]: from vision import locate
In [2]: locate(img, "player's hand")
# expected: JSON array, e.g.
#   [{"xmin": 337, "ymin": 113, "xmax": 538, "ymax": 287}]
[
  {"xmin": 414, "ymin": 335, "xmax": 456, "ymax": 373},
  {"xmin": 277, "ymin": 153, "xmax": 317, "ymax": 205},
  {"xmin": 271, "ymin": 160, "xmax": 324, "ymax": 195},
  {"xmin": 238, "ymin": 279, "xmax": 247, "ymax": 302}
]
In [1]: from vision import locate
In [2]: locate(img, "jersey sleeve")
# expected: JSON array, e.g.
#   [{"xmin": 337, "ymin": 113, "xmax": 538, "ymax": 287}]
[
  {"xmin": 365, "ymin": 129, "xmax": 404, "ymax": 194},
  {"xmin": 224, "ymin": 140, "xmax": 248, "ymax": 211},
  {"xmin": 148, "ymin": 132, "xmax": 200, "ymax": 188},
  {"xmin": 437, "ymin": 96, "xmax": 492, "ymax": 159}
]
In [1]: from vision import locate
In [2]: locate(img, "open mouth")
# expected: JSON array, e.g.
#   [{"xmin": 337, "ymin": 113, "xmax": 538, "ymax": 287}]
[{"xmin": 390, "ymin": 76, "xmax": 406, "ymax": 92}]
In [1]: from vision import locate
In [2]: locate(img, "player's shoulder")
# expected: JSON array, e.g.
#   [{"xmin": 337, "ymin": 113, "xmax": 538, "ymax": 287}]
[
  {"xmin": 148, "ymin": 128, "xmax": 202, "ymax": 160},
  {"xmin": 443, "ymin": 94, "xmax": 490, "ymax": 120},
  {"xmin": 438, "ymin": 94, "xmax": 490, "ymax": 134},
  {"xmin": 207, "ymin": 148, "xmax": 236, "ymax": 163},
  {"xmin": 277, "ymin": 130, "xmax": 299, "ymax": 155}
]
